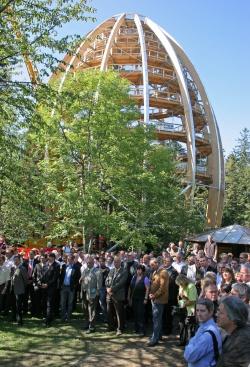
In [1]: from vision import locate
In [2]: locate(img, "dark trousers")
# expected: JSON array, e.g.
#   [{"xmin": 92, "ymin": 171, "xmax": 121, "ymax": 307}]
[
  {"xmin": 11, "ymin": 293, "xmax": 24, "ymax": 324},
  {"xmin": 73, "ymin": 282, "xmax": 81, "ymax": 311},
  {"xmin": 0, "ymin": 283, "xmax": 6, "ymax": 312},
  {"xmin": 54, "ymin": 288, "xmax": 60, "ymax": 317},
  {"xmin": 162, "ymin": 303, "xmax": 176, "ymax": 334},
  {"xmin": 107, "ymin": 297, "xmax": 125, "ymax": 332},
  {"xmin": 34, "ymin": 288, "xmax": 47, "ymax": 317},
  {"xmin": 45, "ymin": 289, "xmax": 56, "ymax": 324},
  {"xmin": 99, "ymin": 286, "xmax": 107, "ymax": 321},
  {"xmin": 132, "ymin": 298, "xmax": 145, "ymax": 334},
  {"xmin": 23, "ymin": 283, "xmax": 36, "ymax": 315},
  {"xmin": 82, "ymin": 291, "xmax": 98, "ymax": 329},
  {"xmin": 1, "ymin": 282, "xmax": 11, "ymax": 314}
]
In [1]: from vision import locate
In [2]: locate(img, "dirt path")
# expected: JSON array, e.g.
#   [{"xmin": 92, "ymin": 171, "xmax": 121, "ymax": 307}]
[
  {"xmin": 0, "ymin": 317, "xmax": 186, "ymax": 367},
  {"xmin": 72, "ymin": 332, "xmax": 185, "ymax": 367}
]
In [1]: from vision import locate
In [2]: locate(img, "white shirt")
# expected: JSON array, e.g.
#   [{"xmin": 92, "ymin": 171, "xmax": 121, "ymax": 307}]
[
  {"xmin": 81, "ymin": 262, "xmax": 88, "ymax": 273},
  {"xmin": 186, "ymin": 264, "xmax": 197, "ymax": 282},
  {"xmin": 5, "ymin": 256, "xmax": 15, "ymax": 269},
  {"xmin": 0, "ymin": 263, "xmax": 11, "ymax": 285},
  {"xmin": 172, "ymin": 261, "xmax": 186, "ymax": 274}
]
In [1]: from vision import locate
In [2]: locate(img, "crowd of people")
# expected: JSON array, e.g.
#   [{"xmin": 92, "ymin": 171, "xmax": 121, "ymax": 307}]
[{"xmin": 0, "ymin": 234, "xmax": 250, "ymax": 366}]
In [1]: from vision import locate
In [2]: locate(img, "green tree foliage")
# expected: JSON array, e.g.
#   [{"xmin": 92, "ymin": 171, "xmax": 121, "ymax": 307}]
[
  {"xmin": 223, "ymin": 128, "xmax": 250, "ymax": 226},
  {"xmin": 0, "ymin": 0, "xmax": 95, "ymax": 242},
  {"xmin": 33, "ymin": 70, "xmax": 203, "ymax": 249},
  {"xmin": 0, "ymin": 3, "xmax": 203, "ymax": 246},
  {"xmin": 1, "ymin": 0, "xmax": 95, "ymax": 118}
]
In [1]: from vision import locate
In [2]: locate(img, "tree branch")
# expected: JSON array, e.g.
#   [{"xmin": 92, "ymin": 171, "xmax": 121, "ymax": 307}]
[{"xmin": 0, "ymin": 0, "xmax": 15, "ymax": 14}]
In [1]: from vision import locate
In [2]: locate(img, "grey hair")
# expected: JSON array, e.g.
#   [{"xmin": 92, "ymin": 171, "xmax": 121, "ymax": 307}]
[
  {"xmin": 220, "ymin": 296, "xmax": 248, "ymax": 327},
  {"xmin": 241, "ymin": 263, "xmax": 250, "ymax": 271},
  {"xmin": 232, "ymin": 282, "xmax": 250, "ymax": 301}
]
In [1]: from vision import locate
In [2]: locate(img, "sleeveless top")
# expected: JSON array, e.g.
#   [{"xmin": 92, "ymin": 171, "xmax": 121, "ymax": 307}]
[{"xmin": 130, "ymin": 275, "xmax": 147, "ymax": 300}]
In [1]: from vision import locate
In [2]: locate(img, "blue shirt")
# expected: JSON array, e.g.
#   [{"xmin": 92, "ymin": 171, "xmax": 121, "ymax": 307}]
[
  {"xmin": 64, "ymin": 265, "xmax": 73, "ymax": 286},
  {"xmin": 184, "ymin": 318, "xmax": 222, "ymax": 367}
]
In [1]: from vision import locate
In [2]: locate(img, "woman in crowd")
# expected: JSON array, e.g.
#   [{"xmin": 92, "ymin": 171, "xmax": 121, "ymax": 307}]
[
  {"xmin": 175, "ymin": 274, "xmax": 198, "ymax": 345},
  {"xmin": 184, "ymin": 298, "xmax": 222, "ymax": 367},
  {"xmin": 199, "ymin": 276, "xmax": 216, "ymax": 299},
  {"xmin": 219, "ymin": 267, "xmax": 235, "ymax": 295},
  {"xmin": 216, "ymin": 263, "xmax": 226, "ymax": 289},
  {"xmin": 128, "ymin": 264, "xmax": 150, "ymax": 336},
  {"xmin": 176, "ymin": 274, "xmax": 198, "ymax": 316}
]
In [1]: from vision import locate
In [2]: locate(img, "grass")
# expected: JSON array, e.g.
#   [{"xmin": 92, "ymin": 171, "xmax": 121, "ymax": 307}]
[{"xmin": 0, "ymin": 312, "xmax": 185, "ymax": 367}]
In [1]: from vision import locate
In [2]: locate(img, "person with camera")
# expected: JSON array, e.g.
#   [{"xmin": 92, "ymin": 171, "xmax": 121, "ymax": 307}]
[{"xmin": 175, "ymin": 274, "xmax": 198, "ymax": 346}]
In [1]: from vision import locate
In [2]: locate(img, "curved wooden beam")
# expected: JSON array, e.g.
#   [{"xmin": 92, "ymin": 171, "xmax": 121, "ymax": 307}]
[
  {"xmin": 160, "ymin": 26, "xmax": 224, "ymax": 227},
  {"xmin": 145, "ymin": 17, "xmax": 196, "ymax": 198}
]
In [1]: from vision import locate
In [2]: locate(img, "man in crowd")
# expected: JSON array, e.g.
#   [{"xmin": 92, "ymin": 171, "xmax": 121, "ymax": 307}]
[
  {"xmin": 60, "ymin": 254, "xmax": 80, "ymax": 322},
  {"xmin": 41, "ymin": 252, "xmax": 60, "ymax": 326},
  {"xmin": 0, "ymin": 235, "xmax": 7, "ymax": 253},
  {"xmin": 147, "ymin": 257, "xmax": 169, "ymax": 347},
  {"xmin": 33, "ymin": 254, "xmax": 48, "ymax": 318},
  {"xmin": 172, "ymin": 253, "xmax": 186, "ymax": 274},
  {"xmin": 105, "ymin": 255, "xmax": 127, "ymax": 336},
  {"xmin": 240, "ymin": 263, "xmax": 250, "ymax": 286},
  {"xmin": 203, "ymin": 282, "xmax": 219, "ymax": 320},
  {"xmin": 23, "ymin": 250, "xmax": 39, "ymax": 315},
  {"xmin": 142, "ymin": 254, "xmax": 151, "ymax": 277},
  {"xmin": 98, "ymin": 256, "xmax": 109, "ymax": 322},
  {"xmin": 204, "ymin": 235, "xmax": 218, "ymax": 261},
  {"xmin": 230, "ymin": 258, "xmax": 240, "ymax": 274},
  {"xmin": 199, "ymin": 256, "xmax": 216, "ymax": 277},
  {"xmin": 231, "ymin": 282, "xmax": 250, "ymax": 303},
  {"xmin": 184, "ymin": 255, "xmax": 198, "ymax": 282},
  {"xmin": 80, "ymin": 256, "xmax": 102, "ymax": 333},
  {"xmin": 11, "ymin": 255, "xmax": 28, "ymax": 325},
  {"xmin": 0, "ymin": 254, "xmax": 10, "ymax": 313},
  {"xmin": 162, "ymin": 256, "xmax": 178, "ymax": 335},
  {"xmin": 239, "ymin": 252, "xmax": 249, "ymax": 265},
  {"xmin": 216, "ymin": 296, "xmax": 250, "ymax": 366},
  {"xmin": 5, "ymin": 248, "xmax": 15, "ymax": 269}
]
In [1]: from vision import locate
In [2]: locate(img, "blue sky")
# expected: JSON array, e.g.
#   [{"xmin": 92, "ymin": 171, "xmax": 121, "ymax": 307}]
[{"xmin": 62, "ymin": 0, "xmax": 250, "ymax": 156}]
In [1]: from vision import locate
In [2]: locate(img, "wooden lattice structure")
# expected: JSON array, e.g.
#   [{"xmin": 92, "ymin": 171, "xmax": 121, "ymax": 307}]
[{"xmin": 55, "ymin": 13, "xmax": 224, "ymax": 227}]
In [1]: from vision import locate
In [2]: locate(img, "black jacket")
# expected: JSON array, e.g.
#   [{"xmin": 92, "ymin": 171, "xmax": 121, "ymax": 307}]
[
  {"xmin": 41, "ymin": 261, "xmax": 60, "ymax": 292},
  {"xmin": 59, "ymin": 263, "xmax": 81, "ymax": 291}
]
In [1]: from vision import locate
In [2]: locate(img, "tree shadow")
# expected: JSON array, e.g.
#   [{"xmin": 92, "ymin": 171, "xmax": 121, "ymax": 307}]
[{"xmin": 0, "ymin": 315, "xmax": 185, "ymax": 367}]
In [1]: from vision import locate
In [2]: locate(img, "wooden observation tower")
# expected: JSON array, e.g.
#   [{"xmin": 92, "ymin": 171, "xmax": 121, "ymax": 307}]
[{"xmin": 56, "ymin": 13, "xmax": 224, "ymax": 227}]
